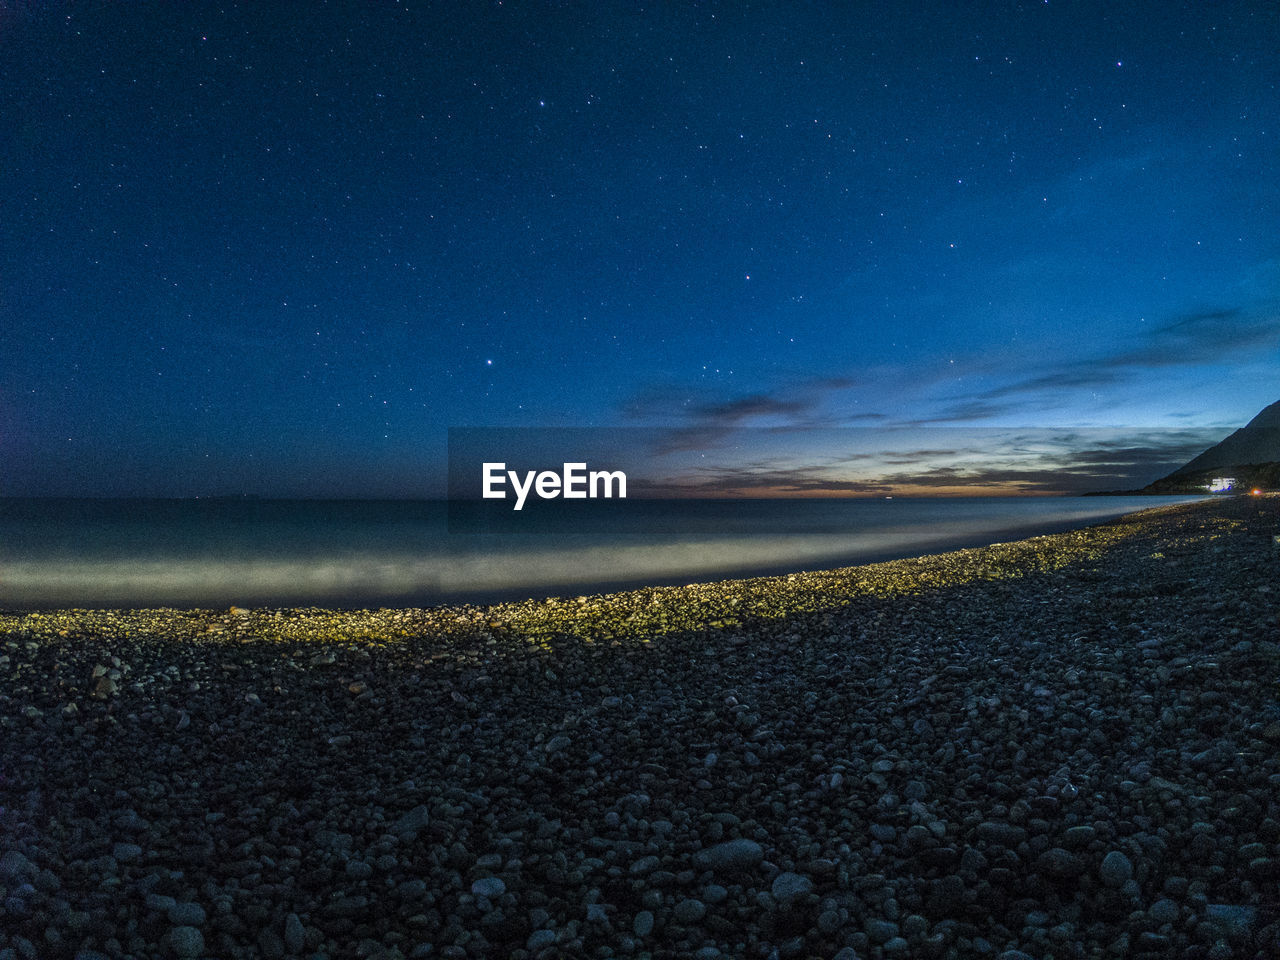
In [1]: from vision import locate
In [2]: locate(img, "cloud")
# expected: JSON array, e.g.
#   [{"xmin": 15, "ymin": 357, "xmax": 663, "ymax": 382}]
[
  {"xmin": 905, "ymin": 400, "xmax": 1022, "ymax": 424},
  {"xmin": 633, "ymin": 462, "xmax": 894, "ymax": 498},
  {"xmin": 964, "ymin": 304, "xmax": 1280, "ymax": 410},
  {"xmin": 689, "ymin": 393, "xmax": 814, "ymax": 423},
  {"xmin": 623, "ymin": 377, "xmax": 878, "ymax": 454},
  {"xmin": 1118, "ymin": 307, "xmax": 1279, "ymax": 368},
  {"xmin": 631, "ymin": 426, "xmax": 1225, "ymax": 497}
]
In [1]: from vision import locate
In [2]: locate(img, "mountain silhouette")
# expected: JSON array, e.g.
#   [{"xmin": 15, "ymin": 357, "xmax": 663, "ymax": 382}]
[{"xmin": 1143, "ymin": 399, "xmax": 1280, "ymax": 493}]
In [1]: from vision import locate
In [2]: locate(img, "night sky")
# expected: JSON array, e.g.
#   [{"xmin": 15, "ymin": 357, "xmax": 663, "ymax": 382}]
[{"xmin": 2, "ymin": 1, "xmax": 1277, "ymax": 498}]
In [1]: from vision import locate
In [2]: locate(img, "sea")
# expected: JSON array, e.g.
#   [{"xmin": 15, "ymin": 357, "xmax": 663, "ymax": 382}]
[{"xmin": 0, "ymin": 496, "xmax": 1202, "ymax": 609}]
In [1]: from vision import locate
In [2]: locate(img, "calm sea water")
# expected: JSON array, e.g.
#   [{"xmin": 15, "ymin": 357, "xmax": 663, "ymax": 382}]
[{"xmin": 0, "ymin": 496, "xmax": 1201, "ymax": 608}]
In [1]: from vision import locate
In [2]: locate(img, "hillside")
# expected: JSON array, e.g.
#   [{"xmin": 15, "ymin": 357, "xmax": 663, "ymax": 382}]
[{"xmin": 1142, "ymin": 399, "xmax": 1280, "ymax": 493}]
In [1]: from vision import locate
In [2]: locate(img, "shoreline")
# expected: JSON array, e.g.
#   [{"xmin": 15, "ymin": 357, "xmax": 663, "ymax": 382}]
[
  {"xmin": 2, "ymin": 496, "xmax": 1278, "ymax": 959},
  {"xmin": 0, "ymin": 494, "xmax": 1203, "ymax": 611}
]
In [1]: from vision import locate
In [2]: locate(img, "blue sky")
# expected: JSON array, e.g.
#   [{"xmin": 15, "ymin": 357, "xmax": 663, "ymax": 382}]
[{"xmin": 1, "ymin": 1, "xmax": 1276, "ymax": 496}]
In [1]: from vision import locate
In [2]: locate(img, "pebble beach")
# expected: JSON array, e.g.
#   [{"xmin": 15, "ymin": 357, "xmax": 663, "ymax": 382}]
[{"xmin": 2, "ymin": 496, "xmax": 1278, "ymax": 960}]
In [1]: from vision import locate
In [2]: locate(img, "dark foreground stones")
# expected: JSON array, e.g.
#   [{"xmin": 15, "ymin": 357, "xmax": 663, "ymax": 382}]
[{"xmin": 2, "ymin": 496, "xmax": 1280, "ymax": 958}]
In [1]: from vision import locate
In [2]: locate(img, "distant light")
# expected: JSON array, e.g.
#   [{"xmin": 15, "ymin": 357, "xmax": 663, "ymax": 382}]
[
  {"xmin": 486, "ymin": 359, "xmax": 493, "ymax": 366},
  {"xmin": 1252, "ymin": 488, "xmax": 1262, "ymax": 496}
]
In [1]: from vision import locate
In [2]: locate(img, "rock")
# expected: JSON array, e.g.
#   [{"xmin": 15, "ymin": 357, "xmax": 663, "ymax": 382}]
[
  {"xmin": 976, "ymin": 822, "xmax": 1027, "ymax": 846},
  {"xmin": 1205, "ymin": 903, "xmax": 1258, "ymax": 939},
  {"xmin": 770, "ymin": 872, "xmax": 813, "ymax": 905},
  {"xmin": 1036, "ymin": 847, "xmax": 1086, "ymax": 878},
  {"xmin": 1099, "ymin": 850, "xmax": 1133, "ymax": 888},
  {"xmin": 5, "ymin": 497, "xmax": 1278, "ymax": 960},
  {"xmin": 283, "ymin": 912, "xmax": 305, "ymax": 954},
  {"xmin": 1248, "ymin": 857, "xmax": 1280, "ymax": 880},
  {"xmin": 0, "ymin": 851, "xmax": 35, "ymax": 882},
  {"xmin": 526, "ymin": 928, "xmax": 557, "ymax": 950},
  {"xmin": 693, "ymin": 838, "xmax": 764, "ymax": 874},
  {"xmin": 471, "ymin": 877, "xmax": 506, "ymax": 899},
  {"xmin": 257, "ymin": 929, "xmax": 286, "ymax": 958},
  {"xmin": 870, "ymin": 824, "xmax": 897, "ymax": 843},
  {"xmin": 92, "ymin": 675, "xmax": 118, "ymax": 698},
  {"xmin": 673, "ymin": 898, "xmax": 706, "ymax": 924},
  {"xmin": 392, "ymin": 804, "xmax": 431, "ymax": 838},
  {"xmin": 1062, "ymin": 825, "xmax": 1096, "ymax": 848},
  {"xmin": 1149, "ymin": 898, "xmax": 1179, "ymax": 925},
  {"xmin": 146, "ymin": 893, "xmax": 178, "ymax": 912},
  {"xmin": 167, "ymin": 902, "xmax": 206, "ymax": 926},
  {"xmin": 344, "ymin": 859, "xmax": 373, "ymax": 879},
  {"xmin": 169, "ymin": 926, "xmax": 204, "ymax": 958},
  {"xmin": 817, "ymin": 908, "xmax": 841, "ymax": 933},
  {"xmin": 112, "ymin": 842, "xmax": 143, "ymax": 863},
  {"xmin": 928, "ymin": 874, "xmax": 966, "ymax": 914},
  {"xmin": 703, "ymin": 884, "xmax": 728, "ymax": 903},
  {"xmin": 866, "ymin": 919, "xmax": 899, "ymax": 944}
]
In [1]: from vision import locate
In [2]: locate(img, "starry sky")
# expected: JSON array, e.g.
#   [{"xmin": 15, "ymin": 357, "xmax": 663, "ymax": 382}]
[{"xmin": 2, "ymin": 1, "xmax": 1277, "ymax": 498}]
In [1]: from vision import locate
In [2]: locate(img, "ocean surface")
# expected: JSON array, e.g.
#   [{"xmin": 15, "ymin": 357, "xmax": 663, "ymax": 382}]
[{"xmin": 0, "ymin": 496, "xmax": 1202, "ymax": 609}]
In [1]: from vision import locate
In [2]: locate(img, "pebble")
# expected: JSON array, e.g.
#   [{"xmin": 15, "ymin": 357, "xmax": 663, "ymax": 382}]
[
  {"xmin": 1036, "ymin": 847, "xmax": 1086, "ymax": 878},
  {"xmin": 526, "ymin": 929, "xmax": 557, "ymax": 950},
  {"xmin": 344, "ymin": 859, "xmax": 372, "ymax": 879},
  {"xmin": 630, "ymin": 855, "xmax": 660, "ymax": 875},
  {"xmin": 284, "ymin": 912, "xmax": 305, "ymax": 953},
  {"xmin": 870, "ymin": 824, "xmax": 897, "ymax": 843},
  {"xmin": 392, "ymin": 804, "xmax": 431, "ymax": 838},
  {"xmin": 0, "ymin": 851, "xmax": 35, "ymax": 882},
  {"xmin": 1205, "ymin": 903, "xmax": 1258, "ymax": 938},
  {"xmin": 866, "ymin": 919, "xmax": 899, "ymax": 944},
  {"xmin": 1062, "ymin": 825, "xmax": 1096, "ymax": 848},
  {"xmin": 167, "ymin": 902, "xmax": 206, "ymax": 926},
  {"xmin": 1149, "ymin": 898, "xmax": 1179, "ymax": 925},
  {"xmin": 0, "ymin": 497, "xmax": 1274, "ymax": 959},
  {"xmin": 693, "ymin": 838, "xmax": 764, "ymax": 874},
  {"xmin": 673, "ymin": 897, "xmax": 706, "ymax": 923},
  {"xmin": 471, "ymin": 876, "xmax": 506, "ymax": 899},
  {"xmin": 702, "ymin": 883, "xmax": 728, "ymax": 904},
  {"xmin": 168, "ymin": 926, "xmax": 204, "ymax": 958},
  {"xmin": 977, "ymin": 822, "xmax": 1027, "ymax": 846},
  {"xmin": 1099, "ymin": 850, "xmax": 1134, "ymax": 888},
  {"xmin": 771, "ymin": 871, "xmax": 813, "ymax": 904},
  {"xmin": 112, "ymin": 842, "xmax": 143, "ymax": 863}
]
